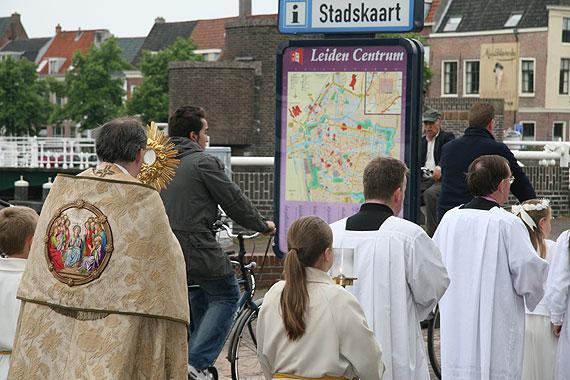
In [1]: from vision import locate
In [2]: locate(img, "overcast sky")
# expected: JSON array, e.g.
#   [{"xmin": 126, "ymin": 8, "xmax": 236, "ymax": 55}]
[{"xmin": 1, "ymin": 0, "xmax": 279, "ymax": 38}]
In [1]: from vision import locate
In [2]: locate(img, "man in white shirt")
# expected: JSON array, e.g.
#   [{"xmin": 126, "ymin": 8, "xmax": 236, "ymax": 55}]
[
  {"xmin": 420, "ymin": 108, "xmax": 455, "ymax": 236},
  {"xmin": 330, "ymin": 157, "xmax": 449, "ymax": 380},
  {"xmin": 433, "ymin": 154, "xmax": 548, "ymax": 380},
  {"xmin": 0, "ymin": 206, "xmax": 38, "ymax": 380}
]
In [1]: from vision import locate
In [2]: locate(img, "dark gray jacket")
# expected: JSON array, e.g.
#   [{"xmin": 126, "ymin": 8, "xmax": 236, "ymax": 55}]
[{"xmin": 161, "ymin": 137, "xmax": 268, "ymax": 279}]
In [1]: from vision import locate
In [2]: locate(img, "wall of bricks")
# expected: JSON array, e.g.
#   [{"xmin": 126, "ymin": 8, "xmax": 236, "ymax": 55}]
[
  {"xmin": 506, "ymin": 166, "xmax": 570, "ymax": 217},
  {"xmin": 223, "ymin": 18, "xmax": 321, "ymax": 156},
  {"xmin": 169, "ymin": 16, "xmax": 321, "ymax": 156},
  {"xmin": 424, "ymin": 97, "xmax": 506, "ymax": 140},
  {"xmin": 426, "ymin": 30, "xmax": 564, "ymax": 138},
  {"xmin": 169, "ymin": 61, "xmax": 260, "ymax": 147},
  {"xmin": 231, "ymin": 165, "xmax": 274, "ymax": 220}
]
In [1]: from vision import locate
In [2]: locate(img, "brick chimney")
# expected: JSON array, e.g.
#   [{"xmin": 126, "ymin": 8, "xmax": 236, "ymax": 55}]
[
  {"xmin": 11, "ymin": 13, "xmax": 20, "ymax": 22},
  {"xmin": 239, "ymin": 0, "xmax": 252, "ymax": 19},
  {"xmin": 155, "ymin": 17, "xmax": 165, "ymax": 24},
  {"xmin": 55, "ymin": 23, "xmax": 62, "ymax": 34}
]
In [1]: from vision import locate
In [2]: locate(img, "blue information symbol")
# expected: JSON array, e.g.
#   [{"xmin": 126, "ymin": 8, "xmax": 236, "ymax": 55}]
[{"xmin": 285, "ymin": 1, "xmax": 307, "ymax": 27}]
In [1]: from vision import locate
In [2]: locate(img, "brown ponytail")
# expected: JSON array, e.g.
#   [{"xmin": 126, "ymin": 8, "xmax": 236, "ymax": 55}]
[{"xmin": 280, "ymin": 216, "xmax": 332, "ymax": 341}]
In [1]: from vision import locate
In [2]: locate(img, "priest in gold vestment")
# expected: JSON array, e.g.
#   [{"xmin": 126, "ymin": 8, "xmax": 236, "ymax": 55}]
[{"xmin": 8, "ymin": 117, "xmax": 189, "ymax": 379}]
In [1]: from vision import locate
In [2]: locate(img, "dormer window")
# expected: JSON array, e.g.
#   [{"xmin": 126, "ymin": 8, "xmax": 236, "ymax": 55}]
[
  {"xmin": 48, "ymin": 58, "xmax": 65, "ymax": 75},
  {"xmin": 505, "ymin": 13, "xmax": 523, "ymax": 28},
  {"xmin": 443, "ymin": 16, "xmax": 462, "ymax": 32}
]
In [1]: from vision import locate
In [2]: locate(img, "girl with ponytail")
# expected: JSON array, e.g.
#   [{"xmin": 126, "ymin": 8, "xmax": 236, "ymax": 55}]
[{"xmin": 256, "ymin": 216, "xmax": 384, "ymax": 379}]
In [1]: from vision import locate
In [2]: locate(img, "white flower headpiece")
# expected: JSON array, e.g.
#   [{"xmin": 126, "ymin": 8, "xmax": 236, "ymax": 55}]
[{"xmin": 511, "ymin": 199, "xmax": 550, "ymax": 230}]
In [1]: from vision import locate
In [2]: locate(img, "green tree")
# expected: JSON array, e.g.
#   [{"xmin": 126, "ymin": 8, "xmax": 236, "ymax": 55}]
[
  {"xmin": 63, "ymin": 38, "xmax": 126, "ymax": 130},
  {"xmin": 0, "ymin": 57, "xmax": 51, "ymax": 135},
  {"xmin": 126, "ymin": 37, "xmax": 202, "ymax": 123}
]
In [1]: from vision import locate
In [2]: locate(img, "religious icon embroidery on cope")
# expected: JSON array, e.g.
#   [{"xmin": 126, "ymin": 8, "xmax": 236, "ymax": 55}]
[{"xmin": 44, "ymin": 200, "xmax": 114, "ymax": 286}]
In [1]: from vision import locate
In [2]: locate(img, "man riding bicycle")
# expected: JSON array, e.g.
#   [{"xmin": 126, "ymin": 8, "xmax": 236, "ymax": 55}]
[{"xmin": 161, "ymin": 106, "xmax": 275, "ymax": 380}]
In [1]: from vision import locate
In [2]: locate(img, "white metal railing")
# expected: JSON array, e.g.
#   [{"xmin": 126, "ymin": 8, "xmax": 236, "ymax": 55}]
[
  {"xmin": 1, "ymin": 137, "xmax": 569, "ymax": 169},
  {"xmin": 0, "ymin": 137, "xmax": 97, "ymax": 169},
  {"xmin": 504, "ymin": 140, "xmax": 570, "ymax": 167},
  {"xmin": 0, "ymin": 136, "xmax": 275, "ymax": 169}
]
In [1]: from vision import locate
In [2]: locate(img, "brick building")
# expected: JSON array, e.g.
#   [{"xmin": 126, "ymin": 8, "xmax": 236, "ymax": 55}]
[
  {"xmin": 116, "ymin": 37, "xmax": 145, "ymax": 100},
  {"xmin": 169, "ymin": 11, "xmax": 321, "ymax": 156},
  {"xmin": 427, "ymin": 0, "xmax": 570, "ymax": 141},
  {"xmin": 0, "ymin": 13, "xmax": 28, "ymax": 49}
]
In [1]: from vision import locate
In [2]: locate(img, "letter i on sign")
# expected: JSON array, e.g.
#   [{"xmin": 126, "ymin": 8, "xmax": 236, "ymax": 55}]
[{"xmin": 285, "ymin": 1, "xmax": 307, "ymax": 27}]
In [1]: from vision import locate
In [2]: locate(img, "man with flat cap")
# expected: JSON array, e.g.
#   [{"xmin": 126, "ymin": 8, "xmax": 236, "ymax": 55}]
[{"xmin": 420, "ymin": 108, "xmax": 455, "ymax": 236}]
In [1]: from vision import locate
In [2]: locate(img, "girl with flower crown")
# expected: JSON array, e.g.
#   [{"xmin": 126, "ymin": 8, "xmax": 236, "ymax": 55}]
[{"xmin": 512, "ymin": 199, "xmax": 557, "ymax": 380}]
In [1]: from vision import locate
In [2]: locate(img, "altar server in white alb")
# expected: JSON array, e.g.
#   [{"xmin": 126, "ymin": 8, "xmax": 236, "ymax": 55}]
[
  {"xmin": 0, "ymin": 206, "xmax": 38, "ymax": 380},
  {"xmin": 545, "ymin": 230, "xmax": 570, "ymax": 379},
  {"xmin": 433, "ymin": 155, "xmax": 548, "ymax": 380},
  {"xmin": 330, "ymin": 157, "xmax": 449, "ymax": 380}
]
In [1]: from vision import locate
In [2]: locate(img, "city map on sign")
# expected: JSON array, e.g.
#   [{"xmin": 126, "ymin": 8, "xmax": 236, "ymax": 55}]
[{"xmin": 285, "ymin": 71, "xmax": 403, "ymax": 204}]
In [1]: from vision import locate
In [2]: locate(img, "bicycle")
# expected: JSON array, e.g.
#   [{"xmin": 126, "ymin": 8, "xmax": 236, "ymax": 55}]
[
  {"xmin": 191, "ymin": 219, "xmax": 270, "ymax": 380},
  {"xmin": 426, "ymin": 305, "xmax": 441, "ymax": 379}
]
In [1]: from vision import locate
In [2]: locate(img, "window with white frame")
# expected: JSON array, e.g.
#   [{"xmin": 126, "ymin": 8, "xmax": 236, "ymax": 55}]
[
  {"xmin": 442, "ymin": 61, "xmax": 458, "ymax": 95},
  {"xmin": 553, "ymin": 122, "xmax": 566, "ymax": 141},
  {"xmin": 521, "ymin": 121, "xmax": 536, "ymax": 140},
  {"xmin": 464, "ymin": 60, "xmax": 480, "ymax": 95},
  {"xmin": 48, "ymin": 58, "xmax": 59, "ymax": 75},
  {"xmin": 560, "ymin": 58, "xmax": 570, "ymax": 95},
  {"xmin": 521, "ymin": 59, "xmax": 535, "ymax": 95},
  {"xmin": 563, "ymin": 17, "xmax": 570, "ymax": 43},
  {"xmin": 443, "ymin": 16, "xmax": 462, "ymax": 32}
]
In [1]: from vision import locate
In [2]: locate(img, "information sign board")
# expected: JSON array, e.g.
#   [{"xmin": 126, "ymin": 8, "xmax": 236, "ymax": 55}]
[{"xmin": 274, "ymin": 39, "xmax": 423, "ymax": 256}]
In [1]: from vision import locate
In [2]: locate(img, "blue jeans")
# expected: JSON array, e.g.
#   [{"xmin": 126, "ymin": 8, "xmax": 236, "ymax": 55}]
[{"xmin": 188, "ymin": 273, "xmax": 240, "ymax": 370}]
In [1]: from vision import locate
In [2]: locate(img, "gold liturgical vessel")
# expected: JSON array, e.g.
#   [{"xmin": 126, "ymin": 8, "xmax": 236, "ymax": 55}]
[{"xmin": 331, "ymin": 248, "xmax": 357, "ymax": 287}]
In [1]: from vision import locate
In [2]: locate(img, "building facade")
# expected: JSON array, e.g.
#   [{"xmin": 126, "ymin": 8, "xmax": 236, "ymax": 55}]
[{"xmin": 427, "ymin": 0, "xmax": 570, "ymax": 141}]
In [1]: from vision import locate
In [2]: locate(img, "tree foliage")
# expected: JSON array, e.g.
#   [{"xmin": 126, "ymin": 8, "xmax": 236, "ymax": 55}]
[
  {"xmin": 0, "ymin": 56, "xmax": 51, "ymax": 136},
  {"xmin": 63, "ymin": 38, "xmax": 127, "ymax": 130},
  {"xmin": 125, "ymin": 37, "xmax": 202, "ymax": 123}
]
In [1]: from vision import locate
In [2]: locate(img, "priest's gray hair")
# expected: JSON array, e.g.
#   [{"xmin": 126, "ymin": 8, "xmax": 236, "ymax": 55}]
[
  {"xmin": 466, "ymin": 155, "xmax": 510, "ymax": 197},
  {"xmin": 95, "ymin": 117, "xmax": 147, "ymax": 163},
  {"xmin": 363, "ymin": 157, "xmax": 409, "ymax": 201}
]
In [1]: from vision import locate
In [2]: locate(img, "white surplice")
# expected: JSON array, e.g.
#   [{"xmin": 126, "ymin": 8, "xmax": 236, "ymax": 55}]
[
  {"xmin": 257, "ymin": 267, "xmax": 385, "ymax": 380},
  {"xmin": 433, "ymin": 207, "xmax": 548, "ymax": 380},
  {"xmin": 0, "ymin": 258, "xmax": 26, "ymax": 380},
  {"xmin": 330, "ymin": 216, "xmax": 449, "ymax": 380},
  {"xmin": 545, "ymin": 230, "xmax": 570, "ymax": 380}
]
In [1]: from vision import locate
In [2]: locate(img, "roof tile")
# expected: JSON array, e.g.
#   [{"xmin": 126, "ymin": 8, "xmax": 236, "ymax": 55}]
[{"xmin": 37, "ymin": 29, "xmax": 100, "ymax": 75}]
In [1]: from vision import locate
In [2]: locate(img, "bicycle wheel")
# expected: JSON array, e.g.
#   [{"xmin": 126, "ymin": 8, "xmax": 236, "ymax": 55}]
[
  {"xmin": 229, "ymin": 300, "xmax": 263, "ymax": 380},
  {"xmin": 427, "ymin": 305, "xmax": 441, "ymax": 379}
]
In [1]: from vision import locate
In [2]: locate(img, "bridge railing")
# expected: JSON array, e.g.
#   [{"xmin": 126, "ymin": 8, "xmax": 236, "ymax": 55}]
[{"xmin": 1, "ymin": 137, "xmax": 569, "ymax": 169}]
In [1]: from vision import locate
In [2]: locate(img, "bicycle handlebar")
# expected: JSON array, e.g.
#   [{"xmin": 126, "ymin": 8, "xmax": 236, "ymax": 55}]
[
  {"xmin": 216, "ymin": 221, "xmax": 260, "ymax": 240},
  {"xmin": 0, "ymin": 199, "xmax": 13, "ymax": 208}
]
